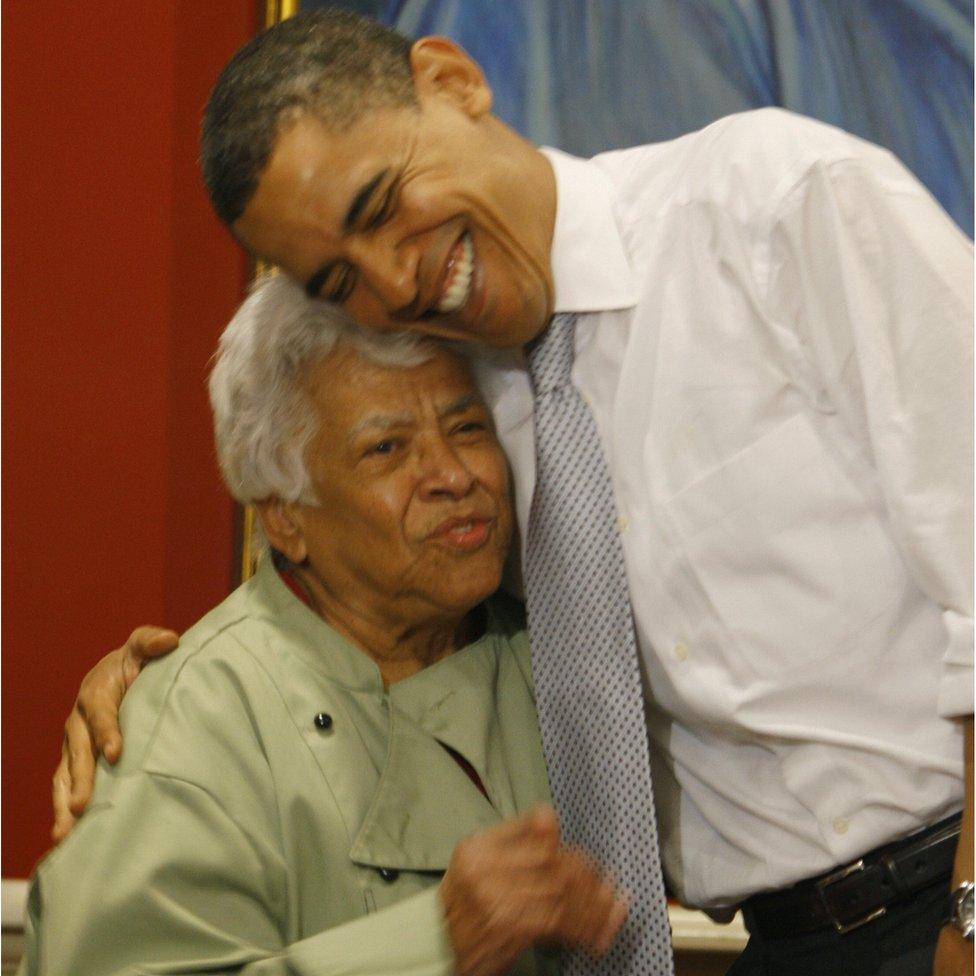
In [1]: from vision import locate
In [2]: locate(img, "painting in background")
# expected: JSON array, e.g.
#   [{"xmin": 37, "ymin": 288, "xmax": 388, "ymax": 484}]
[{"xmin": 306, "ymin": 0, "xmax": 973, "ymax": 236}]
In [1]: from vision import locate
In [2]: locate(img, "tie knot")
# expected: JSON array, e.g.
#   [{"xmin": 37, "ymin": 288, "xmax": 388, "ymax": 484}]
[{"xmin": 527, "ymin": 313, "xmax": 577, "ymax": 395}]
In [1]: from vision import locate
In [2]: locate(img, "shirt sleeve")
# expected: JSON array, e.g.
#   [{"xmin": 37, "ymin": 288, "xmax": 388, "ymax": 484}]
[
  {"xmin": 23, "ymin": 773, "xmax": 455, "ymax": 976},
  {"xmin": 765, "ymin": 139, "xmax": 974, "ymax": 718}
]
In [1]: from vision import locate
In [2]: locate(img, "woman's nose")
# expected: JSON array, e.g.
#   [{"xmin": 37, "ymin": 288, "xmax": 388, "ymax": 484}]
[{"xmin": 417, "ymin": 439, "xmax": 475, "ymax": 499}]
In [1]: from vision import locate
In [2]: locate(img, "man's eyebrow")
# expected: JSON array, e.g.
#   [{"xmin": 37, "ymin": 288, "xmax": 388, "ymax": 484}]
[
  {"xmin": 304, "ymin": 168, "xmax": 390, "ymax": 297},
  {"xmin": 343, "ymin": 168, "xmax": 389, "ymax": 233}
]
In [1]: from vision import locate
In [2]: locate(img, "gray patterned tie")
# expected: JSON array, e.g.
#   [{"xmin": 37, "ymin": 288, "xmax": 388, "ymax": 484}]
[{"xmin": 523, "ymin": 313, "xmax": 673, "ymax": 975}]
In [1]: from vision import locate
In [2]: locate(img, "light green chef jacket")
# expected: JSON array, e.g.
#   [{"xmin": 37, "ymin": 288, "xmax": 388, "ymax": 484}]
[{"xmin": 23, "ymin": 557, "xmax": 558, "ymax": 976}]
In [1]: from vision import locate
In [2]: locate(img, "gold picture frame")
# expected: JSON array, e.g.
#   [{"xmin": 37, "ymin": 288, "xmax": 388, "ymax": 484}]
[{"xmin": 265, "ymin": 1, "xmax": 300, "ymax": 25}]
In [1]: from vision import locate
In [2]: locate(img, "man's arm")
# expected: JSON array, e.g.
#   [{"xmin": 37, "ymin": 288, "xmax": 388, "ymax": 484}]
[
  {"xmin": 765, "ymin": 131, "xmax": 972, "ymax": 974},
  {"xmin": 934, "ymin": 717, "xmax": 974, "ymax": 976},
  {"xmin": 767, "ymin": 140, "xmax": 973, "ymax": 716},
  {"xmin": 51, "ymin": 626, "xmax": 178, "ymax": 841}
]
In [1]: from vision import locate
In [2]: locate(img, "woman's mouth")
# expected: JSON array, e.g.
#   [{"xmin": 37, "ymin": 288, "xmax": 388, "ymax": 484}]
[
  {"xmin": 432, "ymin": 516, "xmax": 491, "ymax": 551},
  {"xmin": 437, "ymin": 233, "xmax": 474, "ymax": 314}
]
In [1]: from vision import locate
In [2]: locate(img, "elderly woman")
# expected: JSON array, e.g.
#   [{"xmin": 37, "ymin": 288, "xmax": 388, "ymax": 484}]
[{"xmin": 22, "ymin": 276, "xmax": 625, "ymax": 976}]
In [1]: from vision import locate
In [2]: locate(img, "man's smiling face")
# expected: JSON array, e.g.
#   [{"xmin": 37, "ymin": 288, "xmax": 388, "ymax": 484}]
[{"xmin": 232, "ymin": 40, "xmax": 557, "ymax": 349}]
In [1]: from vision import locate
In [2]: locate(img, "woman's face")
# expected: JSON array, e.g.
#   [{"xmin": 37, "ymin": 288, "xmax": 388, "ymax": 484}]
[{"xmin": 273, "ymin": 344, "xmax": 512, "ymax": 630}]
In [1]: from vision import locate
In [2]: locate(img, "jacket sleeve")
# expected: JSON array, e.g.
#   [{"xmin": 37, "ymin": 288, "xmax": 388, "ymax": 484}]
[
  {"xmin": 765, "ymin": 135, "xmax": 973, "ymax": 718},
  {"xmin": 23, "ymin": 771, "xmax": 456, "ymax": 976}
]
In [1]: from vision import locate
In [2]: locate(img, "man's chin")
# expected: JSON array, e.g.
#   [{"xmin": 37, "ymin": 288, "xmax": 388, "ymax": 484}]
[{"xmin": 468, "ymin": 317, "xmax": 547, "ymax": 349}]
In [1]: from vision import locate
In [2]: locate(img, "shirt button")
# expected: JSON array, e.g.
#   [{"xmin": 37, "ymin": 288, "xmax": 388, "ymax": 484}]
[
  {"xmin": 580, "ymin": 391, "xmax": 593, "ymax": 407},
  {"xmin": 378, "ymin": 867, "xmax": 400, "ymax": 883},
  {"xmin": 313, "ymin": 712, "xmax": 333, "ymax": 730},
  {"xmin": 616, "ymin": 515, "xmax": 629, "ymax": 532},
  {"xmin": 833, "ymin": 818, "xmax": 849, "ymax": 835},
  {"xmin": 674, "ymin": 640, "xmax": 689, "ymax": 661}
]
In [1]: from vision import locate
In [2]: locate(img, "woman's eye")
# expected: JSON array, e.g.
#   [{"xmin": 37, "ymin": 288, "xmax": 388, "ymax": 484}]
[{"xmin": 368, "ymin": 440, "xmax": 396, "ymax": 456}]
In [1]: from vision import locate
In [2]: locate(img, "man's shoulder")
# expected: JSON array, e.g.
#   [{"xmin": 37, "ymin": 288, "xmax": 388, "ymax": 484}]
[
  {"xmin": 595, "ymin": 108, "xmax": 875, "ymax": 169},
  {"xmin": 592, "ymin": 108, "xmax": 887, "ymax": 220}
]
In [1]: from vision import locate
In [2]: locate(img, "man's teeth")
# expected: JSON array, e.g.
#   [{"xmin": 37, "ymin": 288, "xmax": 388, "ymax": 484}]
[
  {"xmin": 437, "ymin": 235, "xmax": 473, "ymax": 313},
  {"xmin": 448, "ymin": 522, "xmax": 474, "ymax": 536}
]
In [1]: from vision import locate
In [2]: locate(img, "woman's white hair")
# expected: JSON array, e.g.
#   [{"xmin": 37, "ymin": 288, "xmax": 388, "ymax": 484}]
[{"xmin": 208, "ymin": 273, "xmax": 434, "ymax": 505}]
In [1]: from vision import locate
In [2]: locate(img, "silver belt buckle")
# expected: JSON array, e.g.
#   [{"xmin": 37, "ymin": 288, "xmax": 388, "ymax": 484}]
[{"xmin": 815, "ymin": 859, "xmax": 887, "ymax": 934}]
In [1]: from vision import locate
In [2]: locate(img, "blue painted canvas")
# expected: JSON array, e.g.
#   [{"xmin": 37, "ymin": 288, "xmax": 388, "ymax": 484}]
[{"xmin": 303, "ymin": 0, "xmax": 974, "ymax": 234}]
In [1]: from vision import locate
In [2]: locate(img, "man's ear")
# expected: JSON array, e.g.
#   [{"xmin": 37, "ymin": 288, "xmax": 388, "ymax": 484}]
[
  {"xmin": 255, "ymin": 500, "xmax": 309, "ymax": 565},
  {"xmin": 409, "ymin": 36, "xmax": 493, "ymax": 117}
]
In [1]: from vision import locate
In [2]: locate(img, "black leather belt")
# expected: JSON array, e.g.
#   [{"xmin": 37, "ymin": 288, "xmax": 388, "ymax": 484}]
[{"xmin": 742, "ymin": 813, "xmax": 961, "ymax": 939}]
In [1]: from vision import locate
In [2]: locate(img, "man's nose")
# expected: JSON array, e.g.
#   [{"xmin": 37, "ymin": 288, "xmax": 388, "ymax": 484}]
[
  {"xmin": 417, "ymin": 437, "xmax": 475, "ymax": 500},
  {"xmin": 348, "ymin": 234, "xmax": 420, "ymax": 312}
]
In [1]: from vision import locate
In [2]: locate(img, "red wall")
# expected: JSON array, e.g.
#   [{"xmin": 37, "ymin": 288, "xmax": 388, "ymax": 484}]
[{"xmin": 2, "ymin": 1, "xmax": 257, "ymax": 877}]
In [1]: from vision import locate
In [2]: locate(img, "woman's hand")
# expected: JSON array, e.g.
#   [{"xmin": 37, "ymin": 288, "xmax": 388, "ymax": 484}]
[
  {"xmin": 439, "ymin": 805, "xmax": 629, "ymax": 976},
  {"xmin": 51, "ymin": 626, "xmax": 179, "ymax": 842}
]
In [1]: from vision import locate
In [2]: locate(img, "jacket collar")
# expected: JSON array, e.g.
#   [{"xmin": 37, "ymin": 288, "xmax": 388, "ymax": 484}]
[
  {"xmin": 350, "ymin": 605, "xmax": 519, "ymax": 872},
  {"xmin": 245, "ymin": 557, "xmax": 527, "ymax": 872},
  {"xmin": 245, "ymin": 556, "xmax": 388, "ymax": 693},
  {"xmin": 348, "ymin": 704, "xmax": 502, "ymax": 871}
]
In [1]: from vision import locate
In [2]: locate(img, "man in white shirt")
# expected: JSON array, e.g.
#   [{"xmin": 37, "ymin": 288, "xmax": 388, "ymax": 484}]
[{"xmin": 56, "ymin": 10, "xmax": 973, "ymax": 975}]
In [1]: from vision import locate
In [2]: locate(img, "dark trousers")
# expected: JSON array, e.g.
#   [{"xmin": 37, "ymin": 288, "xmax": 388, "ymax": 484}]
[{"xmin": 726, "ymin": 881, "xmax": 946, "ymax": 976}]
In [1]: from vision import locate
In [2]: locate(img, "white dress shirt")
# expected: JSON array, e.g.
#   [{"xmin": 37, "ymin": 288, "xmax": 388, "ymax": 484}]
[{"xmin": 474, "ymin": 108, "xmax": 974, "ymax": 907}]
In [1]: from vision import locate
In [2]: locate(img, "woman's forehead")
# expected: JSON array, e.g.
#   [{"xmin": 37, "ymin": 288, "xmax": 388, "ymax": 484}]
[{"xmin": 309, "ymin": 345, "xmax": 481, "ymax": 427}]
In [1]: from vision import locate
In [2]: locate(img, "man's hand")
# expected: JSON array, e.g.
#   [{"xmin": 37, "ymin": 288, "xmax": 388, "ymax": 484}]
[
  {"xmin": 439, "ymin": 805, "xmax": 628, "ymax": 976},
  {"xmin": 51, "ymin": 626, "xmax": 179, "ymax": 843}
]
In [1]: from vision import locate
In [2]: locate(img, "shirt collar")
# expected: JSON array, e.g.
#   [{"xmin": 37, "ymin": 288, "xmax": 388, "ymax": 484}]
[{"xmin": 542, "ymin": 146, "xmax": 638, "ymax": 313}]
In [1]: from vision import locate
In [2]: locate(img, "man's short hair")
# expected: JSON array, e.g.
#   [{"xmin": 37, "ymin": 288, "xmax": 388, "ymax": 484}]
[{"xmin": 201, "ymin": 10, "xmax": 416, "ymax": 227}]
